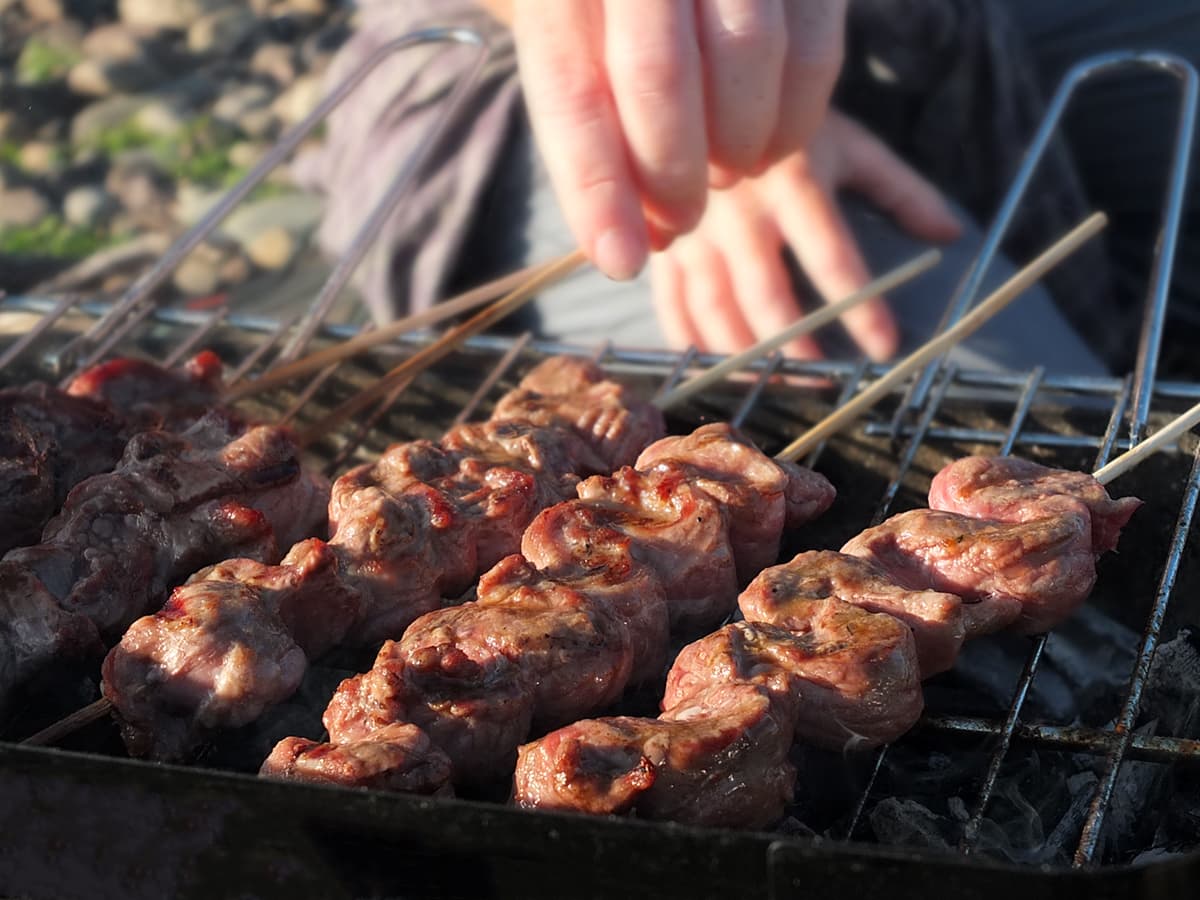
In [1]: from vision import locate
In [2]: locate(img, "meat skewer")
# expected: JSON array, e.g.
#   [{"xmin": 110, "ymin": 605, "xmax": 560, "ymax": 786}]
[
  {"xmin": 0, "ymin": 414, "xmax": 330, "ymax": 714},
  {"xmin": 260, "ymin": 423, "xmax": 835, "ymax": 790},
  {"xmin": 22, "ymin": 247, "xmax": 948, "ymax": 749},
  {"xmin": 0, "ymin": 350, "xmax": 229, "ymax": 556},
  {"xmin": 90, "ymin": 357, "xmax": 668, "ymax": 759},
  {"xmin": 513, "ymin": 455, "xmax": 1143, "ymax": 827}
]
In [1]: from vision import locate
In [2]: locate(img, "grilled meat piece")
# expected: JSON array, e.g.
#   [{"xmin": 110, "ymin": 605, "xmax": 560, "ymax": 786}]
[
  {"xmin": 0, "ymin": 411, "xmax": 54, "ymax": 553},
  {"xmin": 491, "ymin": 356, "xmax": 665, "ymax": 471},
  {"xmin": 330, "ymin": 422, "xmax": 593, "ymax": 644},
  {"xmin": 102, "ymin": 540, "xmax": 360, "ymax": 760},
  {"xmin": 929, "ymin": 455, "xmax": 1142, "ymax": 554},
  {"xmin": 513, "ymin": 684, "xmax": 796, "ymax": 829},
  {"xmin": 0, "ymin": 419, "xmax": 329, "ymax": 708},
  {"xmin": 261, "ymin": 724, "xmax": 453, "ymax": 794},
  {"xmin": 664, "ymin": 615, "xmax": 923, "ymax": 750},
  {"xmin": 0, "ymin": 352, "xmax": 236, "ymax": 558},
  {"xmin": 841, "ymin": 508, "xmax": 1096, "ymax": 635},
  {"xmin": 635, "ymin": 423, "xmax": 836, "ymax": 579},
  {"xmin": 528, "ymin": 463, "xmax": 738, "ymax": 633},
  {"xmin": 738, "ymin": 550, "xmax": 964, "ymax": 676},
  {"xmin": 64, "ymin": 350, "xmax": 226, "ymax": 432},
  {"xmin": 0, "ymin": 384, "xmax": 126, "ymax": 555}
]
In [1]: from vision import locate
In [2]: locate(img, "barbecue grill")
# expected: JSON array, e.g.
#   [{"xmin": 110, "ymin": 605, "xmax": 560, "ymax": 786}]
[{"xmin": 2, "ymin": 32, "xmax": 1200, "ymax": 900}]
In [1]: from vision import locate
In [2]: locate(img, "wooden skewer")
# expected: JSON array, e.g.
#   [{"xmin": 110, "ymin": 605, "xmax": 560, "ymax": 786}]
[
  {"xmin": 223, "ymin": 252, "xmax": 583, "ymax": 403},
  {"xmin": 22, "ymin": 697, "xmax": 113, "ymax": 746},
  {"xmin": 774, "ymin": 212, "xmax": 1108, "ymax": 464},
  {"xmin": 654, "ymin": 248, "xmax": 943, "ymax": 410},
  {"xmin": 297, "ymin": 249, "xmax": 588, "ymax": 446},
  {"xmin": 1093, "ymin": 398, "xmax": 1200, "ymax": 485}
]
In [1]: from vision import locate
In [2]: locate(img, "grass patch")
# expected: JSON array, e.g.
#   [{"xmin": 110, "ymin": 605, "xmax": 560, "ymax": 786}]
[
  {"xmin": 0, "ymin": 216, "xmax": 115, "ymax": 259},
  {"xmin": 16, "ymin": 39, "xmax": 82, "ymax": 85}
]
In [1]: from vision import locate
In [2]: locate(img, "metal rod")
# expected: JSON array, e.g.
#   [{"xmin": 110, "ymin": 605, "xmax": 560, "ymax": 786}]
[
  {"xmin": 226, "ymin": 314, "xmax": 301, "ymax": 387},
  {"xmin": 922, "ymin": 715, "xmax": 1200, "ymax": 766},
  {"xmin": 44, "ymin": 27, "xmax": 489, "ymax": 377},
  {"xmin": 453, "ymin": 333, "xmax": 533, "ymax": 426},
  {"xmin": 277, "ymin": 30, "xmax": 492, "ymax": 362},
  {"xmin": 842, "ymin": 367, "xmax": 959, "ymax": 840},
  {"xmin": 803, "ymin": 357, "xmax": 871, "ymax": 471},
  {"xmin": 0, "ymin": 293, "xmax": 79, "ymax": 373},
  {"xmin": 1074, "ymin": 438, "xmax": 1200, "ymax": 866},
  {"xmin": 890, "ymin": 52, "xmax": 1197, "ymax": 446},
  {"xmin": 730, "ymin": 353, "xmax": 784, "ymax": 429},
  {"xmin": 161, "ymin": 309, "xmax": 227, "ymax": 369}
]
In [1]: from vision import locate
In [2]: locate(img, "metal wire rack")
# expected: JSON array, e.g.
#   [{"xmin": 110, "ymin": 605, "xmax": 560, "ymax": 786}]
[{"xmin": 0, "ymin": 38, "xmax": 1199, "ymax": 883}]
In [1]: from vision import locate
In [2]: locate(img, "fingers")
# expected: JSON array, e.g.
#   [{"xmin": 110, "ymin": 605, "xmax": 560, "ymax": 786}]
[
  {"xmin": 706, "ymin": 190, "xmax": 823, "ymax": 358},
  {"xmin": 604, "ymin": 0, "xmax": 708, "ymax": 237},
  {"xmin": 652, "ymin": 237, "xmax": 760, "ymax": 354},
  {"xmin": 768, "ymin": 157, "xmax": 900, "ymax": 361},
  {"xmin": 514, "ymin": 0, "xmax": 649, "ymax": 280},
  {"xmin": 831, "ymin": 112, "xmax": 963, "ymax": 243},
  {"xmin": 763, "ymin": 0, "xmax": 846, "ymax": 164},
  {"xmin": 697, "ymin": 0, "xmax": 787, "ymax": 177}
]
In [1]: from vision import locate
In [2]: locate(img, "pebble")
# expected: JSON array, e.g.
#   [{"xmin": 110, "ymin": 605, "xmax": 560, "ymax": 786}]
[
  {"xmin": 172, "ymin": 242, "xmax": 225, "ymax": 295},
  {"xmin": 0, "ymin": 186, "xmax": 52, "ymax": 227},
  {"xmin": 271, "ymin": 73, "xmax": 322, "ymax": 126},
  {"xmin": 187, "ymin": 6, "xmax": 258, "ymax": 55},
  {"xmin": 67, "ymin": 56, "xmax": 161, "ymax": 96},
  {"xmin": 21, "ymin": 0, "xmax": 65, "ymax": 23},
  {"xmin": 246, "ymin": 225, "xmax": 295, "ymax": 270},
  {"xmin": 228, "ymin": 140, "xmax": 267, "ymax": 170},
  {"xmin": 62, "ymin": 184, "xmax": 113, "ymax": 227},
  {"xmin": 218, "ymin": 251, "xmax": 251, "ymax": 286},
  {"xmin": 105, "ymin": 153, "xmax": 172, "ymax": 213},
  {"xmin": 134, "ymin": 97, "xmax": 188, "ymax": 137},
  {"xmin": 69, "ymin": 93, "xmax": 144, "ymax": 144},
  {"xmin": 212, "ymin": 82, "xmax": 272, "ymax": 124},
  {"xmin": 220, "ymin": 192, "xmax": 322, "ymax": 248},
  {"xmin": 117, "ymin": 0, "xmax": 236, "ymax": 32},
  {"xmin": 249, "ymin": 41, "xmax": 296, "ymax": 86},
  {"xmin": 80, "ymin": 23, "xmax": 146, "ymax": 63},
  {"xmin": 236, "ymin": 106, "xmax": 277, "ymax": 140},
  {"xmin": 17, "ymin": 140, "xmax": 63, "ymax": 175}
]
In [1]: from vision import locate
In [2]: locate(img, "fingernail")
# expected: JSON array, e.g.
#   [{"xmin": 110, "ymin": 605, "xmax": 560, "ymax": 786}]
[{"xmin": 594, "ymin": 228, "xmax": 647, "ymax": 281}]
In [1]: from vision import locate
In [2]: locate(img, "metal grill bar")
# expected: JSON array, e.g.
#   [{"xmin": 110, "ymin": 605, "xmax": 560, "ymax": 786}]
[
  {"xmin": 843, "ymin": 366, "xmax": 959, "ymax": 840},
  {"xmin": 1074, "ymin": 439, "xmax": 1200, "ymax": 865},
  {"xmin": 226, "ymin": 314, "xmax": 301, "ymax": 387},
  {"xmin": 0, "ymin": 294, "xmax": 78, "ymax": 372},
  {"xmin": 161, "ymin": 309, "xmax": 228, "ymax": 369},
  {"xmin": 923, "ymin": 715, "xmax": 1200, "ymax": 766},
  {"xmin": 957, "ymin": 366, "xmax": 1054, "ymax": 853},
  {"xmin": 731, "ymin": 352, "xmax": 784, "ymax": 429},
  {"xmin": 452, "ymin": 332, "xmax": 533, "ymax": 427}
]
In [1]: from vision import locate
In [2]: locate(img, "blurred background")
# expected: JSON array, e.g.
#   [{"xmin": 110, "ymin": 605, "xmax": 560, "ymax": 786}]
[{"xmin": 0, "ymin": 0, "xmax": 362, "ymax": 323}]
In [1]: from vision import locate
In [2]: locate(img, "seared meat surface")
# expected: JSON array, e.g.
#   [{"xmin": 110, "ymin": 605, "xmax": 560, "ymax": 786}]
[
  {"xmin": 103, "ymin": 540, "xmax": 360, "ymax": 759},
  {"xmin": 841, "ymin": 508, "xmax": 1096, "ymax": 635},
  {"xmin": 260, "ymin": 724, "xmax": 453, "ymax": 794},
  {"xmin": 635, "ymin": 423, "xmax": 836, "ymax": 579},
  {"xmin": 513, "ymin": 684, "xmax": 796, "ymax": 829},
  {"xmin": 491, "ymin": 356, "xmax": 664, "ymax": 471},
  {"xmin": 273, "ymin": 425, "xmax": 835, "ymax": 791},
  {"xmin": 0, "ymin": 352, "xmax": 234, "ymax": 557},
  {"xmin": 103, "ymin": 356, "xmax": 669, "ymax": 760},
  {"xmin": 929, "ymin": 455, "xmax": 1141, "ymax": 554},
  {"xmin": 738, "ymin": 550, "xmax": 964, "ymax": 676},
  {"xmin": 0, "ymin": 418, "xmax": 328, "ymax": 708},
  {"xmin": 664, "ymin": 615, "xmax": 922, "ymax": 750}
]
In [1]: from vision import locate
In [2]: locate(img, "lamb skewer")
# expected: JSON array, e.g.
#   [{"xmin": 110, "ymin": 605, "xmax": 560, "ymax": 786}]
[
  {"xmin": 512, "ymin": 454, "xmax": 1144, "ymax": 827},
  {"xmin": 90, "ymin": 357, "xmax": 668, "ymax": 760},
  {"xmin": 0, "ymin": 414, "xmax": 330, "ymax": 715},
  {"xmin": 261, "ymin": 423, "xmax": 836, "ymax": 791}
]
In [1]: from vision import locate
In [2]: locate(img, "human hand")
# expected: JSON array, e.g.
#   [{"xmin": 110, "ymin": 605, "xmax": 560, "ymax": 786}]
[
  {"xmin": 510, "ymin": 0, "xmax": 847, "ymax": 280},
  {"xmin": 650, "ymin": 110, "xmax": 963, "ymax": 361}
]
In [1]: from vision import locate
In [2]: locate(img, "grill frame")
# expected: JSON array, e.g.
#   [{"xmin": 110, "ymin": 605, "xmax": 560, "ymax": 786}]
[{"xmin": 2, "ymin": 38, "xmax": 1200, "ymax": 897}]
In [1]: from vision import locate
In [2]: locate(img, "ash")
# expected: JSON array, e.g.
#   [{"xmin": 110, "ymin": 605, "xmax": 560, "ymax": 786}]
[{"xmin": 794, "ymin": 609, "xmax": 1200, "ymax": 866}]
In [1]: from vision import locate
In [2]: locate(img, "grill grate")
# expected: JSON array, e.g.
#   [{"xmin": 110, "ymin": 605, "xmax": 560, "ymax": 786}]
[{"xmin": 1, "ymin": 38, "xmax": 1200, "ymax": 885}]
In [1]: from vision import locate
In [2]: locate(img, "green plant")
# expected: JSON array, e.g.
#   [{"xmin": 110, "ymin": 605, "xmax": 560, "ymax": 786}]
[
  {"xmin": 16, "ymin": 39, "xmax": 82, "ymax": 85},
  {"xmin": 0, "ymin": 216, "xmax": 115, "ymax": 259}
]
